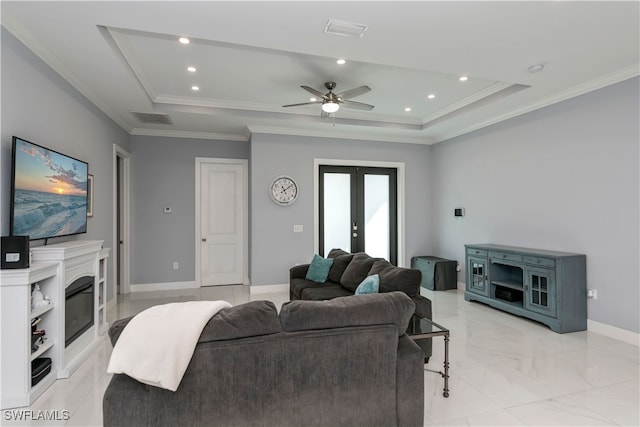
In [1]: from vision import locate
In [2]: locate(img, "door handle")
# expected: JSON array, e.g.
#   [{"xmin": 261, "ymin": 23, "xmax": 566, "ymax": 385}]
[{"xmin": 202, "ymin": 238, "xmax": 207, "ymax": 242}]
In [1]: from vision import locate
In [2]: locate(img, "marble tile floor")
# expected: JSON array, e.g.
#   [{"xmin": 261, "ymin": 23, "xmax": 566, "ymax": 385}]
[{"xmin": 3, "ymin": 286, "xmax": 638, "ymax": 426}]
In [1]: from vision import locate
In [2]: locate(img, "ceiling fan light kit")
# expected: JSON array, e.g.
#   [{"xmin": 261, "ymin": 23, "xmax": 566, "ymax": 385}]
[{"xmin": 322, "ymin": 102, "xmax": 340, "ymax": 113}]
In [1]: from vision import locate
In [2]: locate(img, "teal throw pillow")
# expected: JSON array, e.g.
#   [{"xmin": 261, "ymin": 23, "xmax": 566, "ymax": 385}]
[
  {"xmin": 305, "ymin": 254, "xmax": 334, "ymax": 283},
  {"xmin": 355, "ymin": 274, "xmax": 380, "ymax": 295}
]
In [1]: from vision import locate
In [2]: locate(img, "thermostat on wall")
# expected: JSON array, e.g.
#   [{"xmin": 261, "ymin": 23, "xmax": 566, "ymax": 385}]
[{"xmin": 454, "ymin": 208, "xmax": 465, "ymax": 217}]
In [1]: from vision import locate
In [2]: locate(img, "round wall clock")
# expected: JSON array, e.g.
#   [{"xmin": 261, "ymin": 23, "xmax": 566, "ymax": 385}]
[{"xmin": 269, "ymin": 175, "xmax": 299, "ymax": 206}]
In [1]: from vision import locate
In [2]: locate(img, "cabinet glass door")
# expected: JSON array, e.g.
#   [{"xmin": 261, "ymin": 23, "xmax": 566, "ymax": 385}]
[
  {"xmin": 524, "ymin": 267, "xmax": 556, "ymax": 317},
  {"xmin": 467, "ymin": 256, "xmax": 489, "ymax": 296}
]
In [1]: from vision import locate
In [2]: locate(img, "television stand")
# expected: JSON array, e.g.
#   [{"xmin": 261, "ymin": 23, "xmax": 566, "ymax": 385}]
[{"xmin": 465, "ymin": 244, "xmax": 586, "ymax": 333}]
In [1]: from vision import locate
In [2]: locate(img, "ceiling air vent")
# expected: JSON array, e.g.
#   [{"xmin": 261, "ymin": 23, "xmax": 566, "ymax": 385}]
[
  {"xmin": 130, "ymin": 112, "xmax": 173, "ymax": 125},
  {"xmin": 324, "ymin": 19, "xmax": 368, "ymax": 38}
]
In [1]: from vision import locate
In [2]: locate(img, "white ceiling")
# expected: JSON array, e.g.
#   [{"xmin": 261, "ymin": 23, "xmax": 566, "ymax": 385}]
[{"xmin": 2, "ymin": 1, "xmax": 638, "ymax": 144}]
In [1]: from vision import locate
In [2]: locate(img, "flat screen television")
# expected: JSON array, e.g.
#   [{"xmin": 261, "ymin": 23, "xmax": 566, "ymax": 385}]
[{"xmin": 10, "ymin": 136, "xmax": 89, "ymax": 241}]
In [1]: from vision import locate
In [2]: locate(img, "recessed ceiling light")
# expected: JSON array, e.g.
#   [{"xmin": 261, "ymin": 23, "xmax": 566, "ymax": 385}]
[
  {"xmin": 459, "ymin": 76, "xmax": 468, "ymax": 82},
  {"xmin": 404, "ymin": 107, "xmax": 412, "ymax": 112},
  {"xmin": 528, "ymin": 64, "xmax": 544, "ymax": 73},
  {"xmin": 178, "ymin": 37, "xmax": 191, "ymax": 45},
  {"xmin": 191, "ymin": 85, "xmax": 200, "ymax": 91},
  {"xmin": 336, "ymin": 59, "xmax": 346, "ymax": 65},
  {"xmin": 187, "ymin": 66, "xmax": 196, "ymax": 73},
  {"xmin": 427, "ymin": 94, "xmax": 436, "ymax": 99}
]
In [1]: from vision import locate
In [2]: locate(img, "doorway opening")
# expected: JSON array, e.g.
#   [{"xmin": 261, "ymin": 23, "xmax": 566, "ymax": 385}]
[{"xmin": 113, "ymin": 144, "xmax": 130, "ymax": 299}]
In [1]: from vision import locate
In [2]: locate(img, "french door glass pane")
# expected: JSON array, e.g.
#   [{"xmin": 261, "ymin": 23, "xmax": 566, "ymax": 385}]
[
  {"xmin": 323, "ymin": 173, "xmax": 352, "ymax": 252},
  {"xmin": 364, "ymin": 174, "xmax": 389, "ymax": 260}
]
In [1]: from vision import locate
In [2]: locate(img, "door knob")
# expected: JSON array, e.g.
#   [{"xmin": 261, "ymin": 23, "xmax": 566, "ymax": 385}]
[{"xmin": 202, "ymin": 238, "xmax": 207, "ymax": 242}]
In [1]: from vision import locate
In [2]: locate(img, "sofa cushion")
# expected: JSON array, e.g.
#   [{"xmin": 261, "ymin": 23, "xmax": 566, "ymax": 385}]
[
  {"xmin": 355, "ymin": 274, "xmax": 380, "ymax": 295},
  {"xmin": 305, "ymin": 254, "xmax": 334, "ymax": 283},
  {"xmin": 290, "ymin": 278, "xmax": 326, "ymax": 299},
  {"xmin": 280, "ymin": 292, "xmax": 414, "ymax": 336},
  {"xmin": 369, "ymin": 260, "xmax": 421, "ymax": 297},
  {"xmin": 327, "ymin": 248, "xmax": 350, "ymax": 258},
  {"xmin": 326, "ymin": 249, "xmax": 354, "ymax": 283},
  {"xmin": 340, "ymin": 252, "xmax": 382, "ymax": 291},
  {"xmin": 108, "ymin": 301, "xmax": 281, "ymax": 347},
  {"xmin": 300, "ymin": 284, "xmax": 353, "ymax": 300},
  {"xmin": 199, "ymin": 301, "xmax": 281, "ymax": 343}
]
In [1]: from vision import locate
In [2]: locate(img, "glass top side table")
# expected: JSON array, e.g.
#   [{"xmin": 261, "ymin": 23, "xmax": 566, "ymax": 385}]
[{"xmin": 406, "ymin": 315, "xmax": 450, "ymax": 397}]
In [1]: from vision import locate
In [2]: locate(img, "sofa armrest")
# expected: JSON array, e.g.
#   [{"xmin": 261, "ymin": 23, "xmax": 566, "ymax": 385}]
[
  {"xmin": 411, "ymin": 295, "xmax": 433, "ymax": 360},
  {"xmin": 289, "ymin": 264, "xmax": 310, "ymax": 280},
  {"xmin": 108, "ymin": 316, "xmax": 134, "ymax": 346},
  {"xmin": 412, "ymin": 295, "xmax": 432, "ymax": 320},
  {"xmin": 396, "ymin": 335, "xmax": 425, "ymax": 427}
]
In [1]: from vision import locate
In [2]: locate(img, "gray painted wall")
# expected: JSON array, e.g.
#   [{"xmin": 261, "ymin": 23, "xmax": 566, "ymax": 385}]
[
  {"xmin": 250, "ymin": 134, "xmax": 432, "ymax": 286},
  {"xmin": 430, "ymin": 77, "xmax": 640, "ymax": 333},
  {"xmin": 1, "ymin": 28, "xmax": 130, "ymax": 301},
  {"xmin": 129, "ymin": 135, "xmax": 249, "ymax": 284}
]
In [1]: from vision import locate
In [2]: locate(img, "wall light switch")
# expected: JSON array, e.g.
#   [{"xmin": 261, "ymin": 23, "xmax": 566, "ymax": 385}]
[{"xmin": 293, "ymin": 225, "xmax": 303, "ymax": 232}]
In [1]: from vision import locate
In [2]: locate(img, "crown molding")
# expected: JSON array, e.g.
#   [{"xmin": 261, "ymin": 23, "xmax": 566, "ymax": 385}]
[
  {"xmin": 435, "ymin": 65, "xmax": 640, "ymax": 144},
  {"xmin": 246, "ymin": 125, "xmax": 434, "ymax": 145},
  {"xmin": 420, "ymin": 82, "xmax": 515, "ymax": 124},
  {"xmin": 130, "ymin": 128, "xmax": 248, "ymax": 142},
  {"xmin": 2, "ymin": 18, "xmax": 133, "ymax": 133}
]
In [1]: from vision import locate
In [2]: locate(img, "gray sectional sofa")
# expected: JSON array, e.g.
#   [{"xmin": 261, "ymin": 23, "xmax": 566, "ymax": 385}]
[
  {"xmin": 103, "ymin": 292, "xmax": 425, "ymax": 427},
  {"xmin": 290, "ymin": 249, "xmax": 433, "ymax": 360}
]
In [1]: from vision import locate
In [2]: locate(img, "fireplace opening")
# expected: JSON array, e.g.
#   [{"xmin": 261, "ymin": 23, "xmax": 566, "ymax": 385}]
[{"xmin": 65, "ymin": 276, "xmax": 94, "ymax": 347}]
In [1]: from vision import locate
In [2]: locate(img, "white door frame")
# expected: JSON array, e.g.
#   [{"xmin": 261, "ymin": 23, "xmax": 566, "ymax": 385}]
[
  {"xmin": 313, "ymin": 158, "xmax": 406, "ymax": 267},
  {"xmin": 112, "ymin": 143, "xmax": 131, "ymax": 299},
  {"xmin": 195, "ymin": 157, "xmax": 249, "ymax": 286}
]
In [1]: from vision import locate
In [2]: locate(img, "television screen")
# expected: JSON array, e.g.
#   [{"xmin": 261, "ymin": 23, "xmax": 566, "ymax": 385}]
[{"xmin": 10, "ymin": 136, "xmax": 89, "ymax": 241}]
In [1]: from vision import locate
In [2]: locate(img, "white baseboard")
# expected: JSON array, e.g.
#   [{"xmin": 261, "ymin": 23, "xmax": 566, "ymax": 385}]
[
  {"xmin": 129, "ymin": 281, "xmax": 198, "ymax": 293},
  {"xmin": 587, "ymin": 320, "xmax": 639, "ymax": 347},
  {"xmin": 456, "ymin": 282, "xmax": 638, "ymax": 346},
  {"xmin": 250, "ymin": 283, "xmax": 288, "ymax": 294}
]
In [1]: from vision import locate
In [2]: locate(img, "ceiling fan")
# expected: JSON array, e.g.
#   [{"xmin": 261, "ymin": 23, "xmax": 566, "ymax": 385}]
[{"xmin": 283, "ymin": 81, "xmax": 374, "ymax": 114}]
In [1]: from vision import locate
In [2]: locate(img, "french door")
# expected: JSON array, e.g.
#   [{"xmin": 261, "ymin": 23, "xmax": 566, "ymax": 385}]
[{"xmin": 319, "ymin": 165, "xmax": 397, "ymax": 264}]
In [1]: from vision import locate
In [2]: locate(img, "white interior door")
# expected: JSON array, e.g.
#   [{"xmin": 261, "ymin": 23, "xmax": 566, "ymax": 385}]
[{"xmin": 198, "ymin": 160, "xmax": 247, "ymax": 286}]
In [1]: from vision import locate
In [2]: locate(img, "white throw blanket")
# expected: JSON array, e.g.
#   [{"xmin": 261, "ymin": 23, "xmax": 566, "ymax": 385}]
[{"xmin": 107, "ymin": 300, "xmax": 232, "ymax": 391}]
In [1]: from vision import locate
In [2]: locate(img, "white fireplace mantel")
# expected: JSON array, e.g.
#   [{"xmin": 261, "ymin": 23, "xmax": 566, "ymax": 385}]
[{"xmin": 0, "ymin": 240, "xmax": 109, "ymax": 409}]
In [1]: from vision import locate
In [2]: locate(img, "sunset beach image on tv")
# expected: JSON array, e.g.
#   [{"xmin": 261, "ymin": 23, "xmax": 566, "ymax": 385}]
[{"xmin": 11, "ymin": 137, "xmax": 88, "ymax": 240}]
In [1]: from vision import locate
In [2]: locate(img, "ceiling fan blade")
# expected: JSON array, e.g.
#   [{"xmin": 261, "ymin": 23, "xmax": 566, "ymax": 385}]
[
  {"xmin": 336, "ymin": 85, "xmax": 371, "ymax": 100},
  {"xmin": 300, "ymin": 85, "xmax": 328, "ymax": 99},
  {"xmin": 282, "ymin": 101, "xmax": 322, "ymax": 108},
  {"xmin": 341, "ymin": 100, "xmax": 375, "ymax": 111}
]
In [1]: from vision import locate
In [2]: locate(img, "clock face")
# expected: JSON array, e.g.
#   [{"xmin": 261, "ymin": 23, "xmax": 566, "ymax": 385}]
[{"xmin": 270, "ymin": 176, "xmax": 298, "ymax": 205}]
